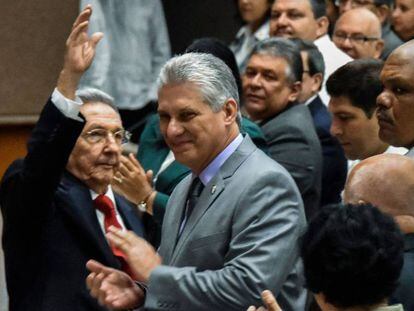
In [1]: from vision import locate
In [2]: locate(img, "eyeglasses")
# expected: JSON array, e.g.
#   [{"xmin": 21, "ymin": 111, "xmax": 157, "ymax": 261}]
[
  {"xmin": 333, "ymin": 33, "xmax": 380, "ymax": 44},
  {"xmin": 82, "ymin": 129, "xmax": 131, "ymax": 145},
  {"xmin": 335, "ymin": 0, "xmax": 377, "ymax": 7}
]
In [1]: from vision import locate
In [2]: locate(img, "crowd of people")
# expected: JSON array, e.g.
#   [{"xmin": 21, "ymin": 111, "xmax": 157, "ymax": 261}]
[{"xmin": 1, "ymin": 0, "xmax": 414, "ymax": 310}]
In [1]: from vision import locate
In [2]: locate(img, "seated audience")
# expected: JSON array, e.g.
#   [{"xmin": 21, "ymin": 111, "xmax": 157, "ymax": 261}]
[
  {"xmin": 249, "ymin": 203, "xmax": 405, "ymax": 311},
  {"xmin": 336, "ymin": 0, "xmax": 403, "ymax": 59},
  {"xmin": 243, "ymin": 37, "xmax": 322, "ymax": 219},
  {"xmin": 344, "ymin": 154, "xmax": 414, "ymax": 311},
  {"xmin": 292, "ymin": 38, "xmax": 347, "ymax": 206},
  {"xmin": 113, "ymin": 38, "xmax": 268, "ymax": 247},
  {"xmin": 377, "ymin": 40, "xmax": 414, "ymax": 157},
  {"xmin": 86, "ymin": 52, "xmax": 307, "ymax": 310},
  {"xmin": 270, "ymin": 0, "xmax": 352, "ymax": 106},
  {"xmin": 0, "ymin": 6, "xmax": 144, "ymax": 311},
  {"xmin": 333, "ymin": 8, "xmax": 384, "ymax": 59},
  {"xmin": 392, "ymin": 0, "xmax": 414, "ymax": 41},
  {"xmin": 327, "ymin": 58, "xmax": 406, "ymax": 172},
  {"xmin": 230, "ymin": 0, "xmax": 272, "ymax": 73}
]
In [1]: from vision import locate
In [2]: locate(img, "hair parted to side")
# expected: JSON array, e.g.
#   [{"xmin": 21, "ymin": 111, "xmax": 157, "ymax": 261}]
[
  {"xmin": 291, "ymin": 38, "xmax": 325, "ymax": 78},
  {"xmin": 157, "ymin": 53, "xmax": 241, "ymax": 125},
  {"xmin": 251, "ymin": 37, "xmax": 304, "ymax": 84},
  {"xmin": 76, "ymin": 88, "xmax": 119, "ymax": 113},
  {"xmin": 302, "ymin": 203, "xmax": 404, "ymax": 309},
  {"xmin": 326, "ymin": 59, "xmax": 384, "ymax": 118}
]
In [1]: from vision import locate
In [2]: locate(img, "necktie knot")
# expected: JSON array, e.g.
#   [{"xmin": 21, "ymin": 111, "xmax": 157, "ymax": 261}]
[{"xmin": 93, "ymin": 194, "xmax": 115, "ymax": 217}]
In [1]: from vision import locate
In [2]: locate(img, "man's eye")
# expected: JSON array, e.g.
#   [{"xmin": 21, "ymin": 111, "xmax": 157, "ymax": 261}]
[
  {"xmin": 270, "ymin": 12, "xmax": 281, "ymax": 19},
  {"xmin": 180, "ymin": 112, "xmax": 196, "ymax": 121},
  {"xmin": 245, "ymin": 70, "xmax": 256, "ymax": 78},
  {"xmin": 394, "ymin": 87, "xmax": 406, "ymax": 95},
  {"xmin": 288, "ymin": 12, "xmax": 303, "ymax": 19}
]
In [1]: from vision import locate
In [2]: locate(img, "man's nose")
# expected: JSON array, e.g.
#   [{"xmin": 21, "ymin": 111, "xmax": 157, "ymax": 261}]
[
  {"xmin": 167, "ymin": 119, "xmax": 185, "ymax": 137},
  {"xmin": 330, "ymin": 120, "xmax": 342, "ymax": 137},
  {"xmin": 377, "ymin": 91, "xmax": 393, "ymax": 110}
]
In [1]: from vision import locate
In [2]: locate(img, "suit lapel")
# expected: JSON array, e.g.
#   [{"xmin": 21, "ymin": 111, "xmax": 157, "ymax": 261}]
[
  {"xmin": 57, "ymin": 173, "xmax": 121, "ymax": 267},
  {"xmin": 160, "ymin": 175, "xmax": 193, "ymax": 263},
  {"xmin": 116, "ymin": 195, "xmax": 144, "ymax": 237},
  {"xmin": 169, "ymin": 136, "xmax": 257, "ymax": 264}
]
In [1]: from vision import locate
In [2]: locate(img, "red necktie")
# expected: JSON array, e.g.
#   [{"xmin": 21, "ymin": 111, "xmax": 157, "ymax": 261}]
[{"xmin": 93, "ymin": 194, "xmax": 134, "ymax": 278}]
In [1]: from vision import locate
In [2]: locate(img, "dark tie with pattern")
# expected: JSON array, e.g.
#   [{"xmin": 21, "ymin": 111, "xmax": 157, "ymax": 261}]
[
  {"xmin": 178, "ymin": 177, "xmax": 204, "ymax": 238},
  {"xmin": 93, "ymin": 194, "xmax": 134, "ymax": 277}
]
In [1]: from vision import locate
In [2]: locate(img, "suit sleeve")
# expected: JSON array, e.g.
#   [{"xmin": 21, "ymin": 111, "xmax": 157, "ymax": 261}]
[
  {"xmin": 145, "ymin": 168, "xmax": 306, "ymax": 310},
  {"xmin": 266, "ymin": 123, "xmax": 318, "ymax": 201},
  {"xmin": 0, "ymin": 98, "xmax": 84, "ymax": 228}
]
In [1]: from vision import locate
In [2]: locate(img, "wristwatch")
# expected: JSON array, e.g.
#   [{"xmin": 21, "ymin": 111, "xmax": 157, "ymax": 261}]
[{"xmin": 137, "ymin": 190, "xmax": 154, "ymax": 213}]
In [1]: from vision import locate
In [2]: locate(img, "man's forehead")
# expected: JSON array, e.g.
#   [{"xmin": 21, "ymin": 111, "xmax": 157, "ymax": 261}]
[
  {"xmin": 273, "ymin": 0, "xmax": 313, "ymax": 13},
  {"xmin": 248, "ymin": 54, "xmax": 290, "ymax": 70},
  {"xmin": 81, "ymin": 103, "xmax": 122, "ymax": 128}
]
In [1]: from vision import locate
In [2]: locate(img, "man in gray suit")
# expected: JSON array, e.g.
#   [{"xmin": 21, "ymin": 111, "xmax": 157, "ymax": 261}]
[
  {"xmin": 86, "ymin": 53, "xmax": 307, "ymax": 310},
  {"xmin": 243, "ymin": 38, "xmax": 322, "ymax": 219}
]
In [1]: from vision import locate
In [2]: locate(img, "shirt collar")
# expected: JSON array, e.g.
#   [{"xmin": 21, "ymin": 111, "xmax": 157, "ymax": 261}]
[
  {"xmin": 90, "ymin": 186, "xmax": 116, "ymax": 204},
  {"xmin": 195, "ymin": 134, "xmax": 243, "ymax": 186}
]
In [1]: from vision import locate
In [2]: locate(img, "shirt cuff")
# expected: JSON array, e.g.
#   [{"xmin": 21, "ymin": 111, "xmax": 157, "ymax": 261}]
[{"xmin": 51, "ymin": 87, "xmax": 83, "ymax": 121}]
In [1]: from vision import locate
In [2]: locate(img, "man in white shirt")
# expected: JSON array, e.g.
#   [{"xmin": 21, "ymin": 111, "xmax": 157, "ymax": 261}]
[{"xmin": 269, "ymin": 0, "xmax": 352, "ymax": 105}]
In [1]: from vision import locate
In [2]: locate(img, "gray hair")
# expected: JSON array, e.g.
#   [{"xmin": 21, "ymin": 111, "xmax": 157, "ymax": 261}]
[
  {"xmin": 76, "ymin": 88, "xmax": 119, "ymax": 113},
  {"xmin": 251, "ymin": 38, "xmax": 304, "ymax": 84},
  {"xmin": 157, "ymin": 53, "xmax": 241, "ymax": 125}
]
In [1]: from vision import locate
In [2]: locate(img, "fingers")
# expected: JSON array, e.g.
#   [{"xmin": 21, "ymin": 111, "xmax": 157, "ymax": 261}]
[
  {"xmin": 128, "ymin": 153, "xmax": 145, "ymax": 171},
  {"xmin": 67, "ymin": 20, "xmax": 89, "ymax": 45},
  {"xmin": 247, "ymin": 306, "xmax": 257, "ymax": 311},
  {"xmin": 262, "ymin": 290, "xmax": 281, "ymax": 311},
  {"xmin": 90, "ymin": 32, "xmax": 104, "ymax": 48},
  {"xmin": 73, "ymin": 5, "xmax": 92, "ymax": 29},
  {"xmin": 86, "ymin": 259, "xmax": 107, "ymax": 274}
]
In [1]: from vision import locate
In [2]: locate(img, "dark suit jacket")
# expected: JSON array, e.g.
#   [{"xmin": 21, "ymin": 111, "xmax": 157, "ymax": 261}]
[
  {"xmin": 389, "ymin": 233, "xmax": 414, "ymax": 311},
  {"xmin": 137, "ymin": 114, "xmax": 267, "ymax": 246},
  {"xmin": 260, "ymin": 103, "xmax": 322, "ymax": 219},
  {"xmin": 0, "ymin": 100, "xmax": 144, "ymax": 311},
  {"xmin": 307, "ymin": 96, "xmax": 347, "ymax": 206}
]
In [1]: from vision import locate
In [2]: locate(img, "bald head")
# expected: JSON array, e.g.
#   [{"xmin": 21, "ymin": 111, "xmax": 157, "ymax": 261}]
[
  {"xmin": 345, "ymin": 154, "xmax": 414, "ymax": 232},
  {"xmin": 333, "ymin": 8, "xmax": 383, "ymax": 59}
]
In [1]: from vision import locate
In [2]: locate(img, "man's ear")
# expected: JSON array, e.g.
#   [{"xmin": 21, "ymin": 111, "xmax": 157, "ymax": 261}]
[
  {"xmin": 311, "ymin": 73, "xmax": 324, "ymax": 93},
  {"xmin": 315, "ymin": 16, "xmax": 329, "ymax": 38},
  {"xmin": 288, "ymin": 81, "xmax": 302, "ymax": 103},
  {"xmin": 222, "ymin": 98, "xmax": 238, "ymax": 125},
  {"xmin": 374, "ymin": 39, "xmax": 385, "ymax": 59}
]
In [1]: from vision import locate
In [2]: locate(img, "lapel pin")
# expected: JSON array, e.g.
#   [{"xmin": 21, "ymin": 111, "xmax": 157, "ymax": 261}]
[{"xmin": 211, "ymin": 185, "xmax": 217, "ymax": 194}]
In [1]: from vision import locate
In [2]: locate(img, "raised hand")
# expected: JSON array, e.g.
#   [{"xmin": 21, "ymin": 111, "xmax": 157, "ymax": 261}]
[
  {"xmin": 57, "ymin": 5, "xmax": 104, "ymax": 99},
  {"xmin": 106, "ymin": 226, "xmax": 162, "ymax": 283},
  {"xmin": 86, "ymin": 260, "xmax": 145, "ymax": 310},
  {"xmin": 246, "ymin": 290, "xmax": 282, "ymax": 311},
  {"xmin": 112, "ymin": 153, "xmax": 156, "ymax": 214}
]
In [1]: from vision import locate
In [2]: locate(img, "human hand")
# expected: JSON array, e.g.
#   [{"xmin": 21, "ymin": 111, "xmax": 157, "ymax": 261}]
[
  {"xmin": 112, "ymin": 154, "xmax": 155, "ymax": 212},
  {"xmin": 86, "ymin": 259, "xmax": 145, "ymax": 310},
  {"xmin": 107, "ymin": 226, "xmax": 162, "ymax": 283},
  {"xmin": 247, "ymin": 290, "xmax": 282, "ymax": 311},
  {"xmin": 57, "ymin": 5, "xmax": 103, "ymax": 99}
]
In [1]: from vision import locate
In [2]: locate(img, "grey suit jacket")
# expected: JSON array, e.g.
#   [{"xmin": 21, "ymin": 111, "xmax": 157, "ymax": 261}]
[
  {"xmin": 260, "ymin": 104, "xmax": 322, "ymax": 220},
  {"xmin": 144, "ymin": 136, "xmax": 307, "ymax": 311}
]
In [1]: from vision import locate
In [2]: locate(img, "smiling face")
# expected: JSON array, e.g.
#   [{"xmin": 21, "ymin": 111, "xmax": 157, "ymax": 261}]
[
  {"xmin": 158, "ymin": 82, "xmax": 239, "ymax": 174},
  {"xmin": 329, "ymin": 96, "xmax": 388, "ymax": 160},
  {"xmin": 66, "ymin": 102, "xmax": 123, "ymax": 193},
  {"xmin": 377, "ymin": 48, "xmax": 414, "ymax": 148},
  {"xmin": 243, "ymin": 53, "xmax": 300, "ymax": 121},
  {"xmin": 269, "ymin": 0, "xmax": 326, "ymax": 40}
]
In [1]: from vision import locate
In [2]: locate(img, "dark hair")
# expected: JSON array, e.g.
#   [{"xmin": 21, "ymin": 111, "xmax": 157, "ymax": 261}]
[
  {"xmin": 373, "ymin": 0, "xmax": 393, "ymax": 7},
  {"xmin": 290, "ymin": 38, "xmax": 325, "ymax": 78},
  {"xmin": 302, "ymin": 203, "xmax": 404, "ymax": 308},
  {"xmin": 326, "ymin": 59, "xmax": 384, "ymax": 118},
  {"xmin": 251, "ymin": 37, "xmax": 303, "ymax": 83},
  {"xmin": 309, "ymin": 0, "xmax": 327, "ymax": 18},
  {"xmin": 185, "ymin": 37, "xmax": 243, "ymax": 102}
]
